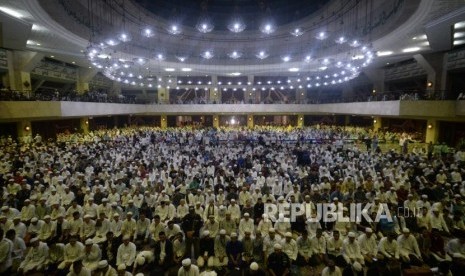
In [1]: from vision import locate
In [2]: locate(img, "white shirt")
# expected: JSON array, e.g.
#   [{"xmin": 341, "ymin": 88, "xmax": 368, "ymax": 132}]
[{"xmin": 116, "ymin": 242, "xmax": 136, "ymax": 267}]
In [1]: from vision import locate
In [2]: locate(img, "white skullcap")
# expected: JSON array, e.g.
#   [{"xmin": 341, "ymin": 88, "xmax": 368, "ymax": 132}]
[
  {"xmin": 403, "ymin": 228, "xmax": 410, "ymax": 233},
  {"xmin": 84, "ymin": 215, "xmax": 92, "ymax": 219},
  {"xmin": 1, "ymin": 206, "xmax": 8, "ymax": 211},
  {"xmin": 30, "ymin": 237, "xmax": 39, "ymax": 243},
  {"xmin": 203, "ymin": 230, "xmax": 210, "ymax": 236},
  {"xmin": 333, "ymin": 197, "xmax": 339, "ymax": 201},
  {"xmin": 250, "ymin": 262, "xmax": 259, "ymax": 271},
  {"xmin": 98, "ymin": 260, "xmax": 108, "ymax": 268},
  {"xmin": 230, "ymin": 232, "xmax": 238, "ymax": 238},
  {"xmin": 273, "ymin": 243, "xmax": 282, "ymax": 250},
  {"xmin": 31, "ymin": 218, "xmax": 38, "ymax": 223},
  {"xmin": 348, "ymin": 232, "xmax": 356, "ymax": 238},
  {"xmin": 123, "ymin": 235, "xmax": 130, "ymax": 240},
  {"xmin": 182, "ymin": 258, "xmax": 191, "ymax": 266},
  {"xmin": 285, "ymin": 232, "xmax": 292, "ymax": 238},
  {"xmin": 365, "ymin": 228, "xmax": 373, "ymax": 233},
  {"xmin": 85, "ymin": 239, "xmax": 93, "ymax": 245},
  {"xmin": 219, "ymin": 229, "xmax": 226, "ymax": 235},
  {"xmin": 269, "ymin": 228, "xmax": 276, "ymax": 233},
  {"xmin": 244, "ymin": 213, "xmax": 250, "ymax": 217},
  {"xmin": 422, "ymin": 195, "xmax": 428, "ymax": 199},
  {"xmin": 117, "ymin": 264, "xmax": 126, "ymax": 270}
]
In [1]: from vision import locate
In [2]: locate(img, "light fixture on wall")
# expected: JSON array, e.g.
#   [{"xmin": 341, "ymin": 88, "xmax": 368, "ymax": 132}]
[
  {"xmin": 427, "ymin": 124, "xmax": 433, "ymax": 129},
  {"xmin": 373, "ymin": 119, "xmax": 377, "ymax": 124},
  {"xmin": 427, "ymin": 81, "xmax": 433, "ymax": 88},
  {"xmin": 24, "ymin": 126, "xmax": 31, "ymax": 131}
]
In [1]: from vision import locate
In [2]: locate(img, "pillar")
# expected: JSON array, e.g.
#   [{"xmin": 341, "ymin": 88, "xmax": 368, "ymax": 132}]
[
  {"xmin": 158, "ymin": 87, "xmax": 169, "ymax": 104},
  {"xmin": 209, "ymin": 88, "xmax": 220, "ymax": 104},
  {"xmin": 297, "ymin": 115, "xmax": 304, "ymax": 127},
  {"xmin": 76, "ymin": 67, "xmax": 98, "ymax": 94},
  {"xmin": 161, "ymin": 115, "xmax": 167, "ymax": 129},
  {"xmin": 344, "ymin": 115, "xmax": 350, "ymax": 126},
  {"xmin": 373, "ymin": 117, "xmax": 382, "ymax": 132},
  {"xmin": 14, "ymin": 71, "xmax": 31, "ymax": 93},
  {"xmin": 213, "ymin": 115, "xmax": 219, "ymax": 128},
  {"xmin": 80, "ymin": 117, "xmax": 90, "ymax": 134},
  {"xmin": 425, "ymin": 119, "xmax": 439, "ymax": 143},
  {"xmin": 17, "ymin": 120, "xmax": 32, "ymax": 143},
  {"xmin": 247, "ymin": 114, "xmax": 254, "ymax": 129}
]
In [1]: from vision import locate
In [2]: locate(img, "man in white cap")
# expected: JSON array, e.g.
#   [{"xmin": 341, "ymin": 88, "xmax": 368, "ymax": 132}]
[
  {"xmin": 81, "ymin": 214, "xmax": 96, "ymax": 241},
  {"xmin": 20, "ymin": 199, "xmax": 35, "ymax": 222},
  {"xmin": 327, "ymin": 230, "xmax": 345, "ymax": 267},
  {"xmin": 58, "ymin": 235, "xmax": 84, "ymax": 270},
  {"xmin": 38, "ymin": 215, "xmax": 56, "ymax": 242},
  {"xmin": 342, "ymin": 232, "xmax": 364, "ymax": 273},
  {"xmin": 430, "ymin": 206, "xmax": 450, "ymax": 234},
  {"xmin": 178, "ymin": 258, "xmax": 199, "ymax": 276},
  {"xmin": 321, "ymin": 260, "xmax": 342, "ymax": 276},
  {"xmin": 263, "ymin": 228, "xmax": 281, "ymax": 262},
  {"xmin": 239, "ymin": 213, "xmax": 255, "ymax": 240},
  {"xmin": 213, "ymin": 229, "xmax": 229, "ymax": 268},
  {"xmin": 219, "ymin": 212, "xmax": 237, "ymax": 236},
  {"xmin": 227, "ymin": 199, "xmax": 241, "ymax": 224},
  {"xmin": 267, "ymin": 243, "xmax": 291, "ymax": 276},
  {"xmin": 281, "ymin": 232, "xmax": 298, "ymax": 261},
  {"xmin": 397, "ymin": 228, "xmax": 423, "ymax": 266},
  {"xmin": 121, "ymin": 212, "xmax": 136, "ymax": 238},
  {"xmin": 82, "ymin": 239, "xmax": 101, "ymax": 271},
  {"xmin": 18, "ymin": 236, "xmax": 49, "ymax": 274},
  {"xmin": 198, "ymin": 230, "xmax": 215, "ymax": 268},
  {"xmin": 246, "ymin": 261, "xmax": 266, "ymax": 276},
  {"xmin": 0, "ymin": 229, "xmax": 12, "ymax": 273},
  {"xmin": 96, "ymin": 260, "xmax": 117, "ymax": 276},
  {"xmin": 358, "ymin": 227, "xmax": 378, "ymax": 265},
  {"xmin": 116, "ymin": 235, "xmax": 136, "ymax": 270},
  {"xmin": 67, "ymin": 259, "xmax": 91, "ymax": 276},
  {"xmin": 203, "ymin": 215, "xmax": 220, "ymax": 238}
]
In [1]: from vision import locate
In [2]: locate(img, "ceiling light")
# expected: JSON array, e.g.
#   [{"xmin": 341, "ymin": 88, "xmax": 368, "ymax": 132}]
[
  {"xmin": 455, "ymin": 22, "xmax": 465, "ymax": 29},
  {"xmin": 176, "ymin": 56, "xmax": 187, "ymax": 62},
  {"xmin": 289, "ymin": 68, "xmax": 299, "ymax": 72},
  {"xmin": 454, "ymin": 32, "xmax": 465, "ymax": 38},
  {"xmin": 349, "ymin": 40, "xmax": 360, "ymax": 47},
  {"xmin": 201, "ymin": 51, "xmax": 214, "ymax": 59},
  {"xmin": 336, "ymin": 36, "xmax": 346, "ymax": 44},
  {"xmin": 181, "ymin": 68, "xmax": 192, "ymax": 72},
  {"xmin": 228, "ymin": 51, "xmax": 242, "ymax": 59},
  {"xmin": 316, "ymin": 31, "xmax": 327, "ymax": 40},
  {"xmin": 0, "ymin": 7, "xmax": 24, "ymax": 18},
  {"xmin": 105, "ymin": 39, "xmax": 119, "ymax": 46},
  {"xmin": 377, "ymin": 51, "xmax": 393, "ymax": 56},
  {"xmin": 282, "ymin": 56, "xmax": 291, "ymax": 62},
  {"xmin": 454, "ymin": 39, "xmax": 465, "ymax": 45},
  {"xmin": 142, "ymin": 28, "xmax": 154, "ymax": 38},
  {"xmin": 72, "ymin": 61, "xmax": 75, "ymax": 64},
  {"xmin": 135, "ymin": 58, "xmax": 148, "ymax": 64},
  {"xmin": 290, "ymin": 28, "xmax": 304, "ymax": 37},
  {"xmin": 256, "ymin": 51, "xmax": 269, "ymax": 60},
  {"xmin": 228, "ymin": 21, "xmax": 246, "ymax": 33},
  {"xmin": 50, "ymin": 55, "xmax": 55, "ymax": 58},
  {"xmin": 168, "ymin": 25, "xmax": 181, "ymax": 35},
  {"xmin": 118, "ymin": 33, "xmax": 131, "ymax": 42},
  {"xmin": 304, "ymin": 56, "xmax": 312, "ymax": 62},
  {"xmin": 156, "ymin": 54, "xmax": 165, "ymax": 60},
  {"xmin": 165, "ymin": 68, "xmax": 175, "ymax": 72},
  {"xmin": 402, "ymin": 47, "xmax": 421, "ymax": 53},
  {"xmin": 260, "ymin": 23, "xmax": 275, "ymax": 34},
  {"xmin": 196, "ymin": 20, "xmax": 214, "ymax": 33}
]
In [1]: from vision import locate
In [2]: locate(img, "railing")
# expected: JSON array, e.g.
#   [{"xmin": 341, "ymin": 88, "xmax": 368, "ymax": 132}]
[{"xmin": 0, "ymin": 89, "xmax": 456, "ymax": 104}]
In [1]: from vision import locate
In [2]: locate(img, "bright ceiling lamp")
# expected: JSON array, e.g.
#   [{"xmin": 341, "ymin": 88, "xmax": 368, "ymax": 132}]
[
  {"xmin": 402, "ymin": 47, "xmax": 420, "ymax": 53},
  {"xmin": 156, "ymin": 53, "xmax": 165, "ymax": 61},
  {"xmin": 282, "ymin": 56, "xmax": 291, "ymax": 62},
  {"xmin": 349, "ymin": 40, "xmax": 360, "ymax": 47},
  {"xmin": 168, "ymin": 24, "xmax": 181, "ymax": 35},
  {"xmin": 260, "ymin": 23, "xmax": 276, "ymax": 34},
  {"xmin": 228, "ymin": 20, "xmax": 246, "ymax": 33},
  {"xmin": 316, "ymin": 31, "xmax": 328, "ymax": 40},
  {"xmin": 196, "ymin": 16, "xmax": 214, "ymax": 33},
  {"xmin": 289, "ymin": 68, "xmax": 299, "ymax": 72},
  {"xmin": 134, "ymin": 57, "xmax": 148, "ymax": 64},
  {"xmin": 142, "ymin": 27, "xmax": 154, "ymax": 38},
  {"xmin": 290, "ymin": 28, "xmax": 304, "ymax": 37},
  {"xmin": 454, "ymin": 40, "xmax": 465, "ymax": 45},
  {"xmin": 201, "ymin": 51, "xmax": 214, "ymax": 59},
  {"xmin": 118, "ymin": 33, "xmax": 131, "ymax": 42},
  {"xmin": 165, "ymin": 68, "xmax": 175, "ymax": 72},
  {"xmin": 176, "ymin": 56, "xmax": 187, "ymax": 62},
  {"xmin": 0, "ymin": 7, "xmax": 24, "ymax": 18},
  {"xmin": 335, "ymin": 36, "xmax": 347, "ymax": 44},
  {"xmin": 181, "ymin": 68, "xmax": 192, "ymax": 72},
  {"xmin": 377, "ymin": 51, "xmax": 393, "ymax": 56},
  {"xmin": 455, "ymin": 21, "xmax": 465, "ymax": 29},
  {"xmin": 256, "ymin": 51, "xmax": 269, "ymax": 60},
  {"xmin": 304, "ymin": 55, "xmax": 312, "ymax": 62},
  {"xmin": 229, "ymin": 72, "xmax": 241, "ymax": 76},
  {"xmin": 105, "ymin": 38, "xmax": 120, "ymax": 46},
  {"xmin": 228, "ymin": 51, "xmax": 242, "ymax": 59}
]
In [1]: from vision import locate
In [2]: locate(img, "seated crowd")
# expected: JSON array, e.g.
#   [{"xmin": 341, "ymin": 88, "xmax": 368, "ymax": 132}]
[{"xmin": 0, "ymin": 126, "xmax": 464, "ymax": 276}]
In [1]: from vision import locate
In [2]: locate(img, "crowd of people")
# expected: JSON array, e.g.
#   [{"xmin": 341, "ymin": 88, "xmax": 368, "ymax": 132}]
[{"xmin": 0, "ymin": 125, "xmax": 464, "ymax": 276}]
